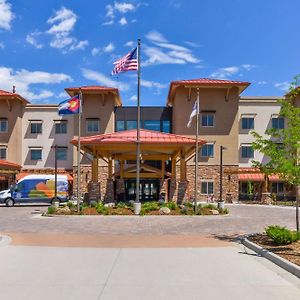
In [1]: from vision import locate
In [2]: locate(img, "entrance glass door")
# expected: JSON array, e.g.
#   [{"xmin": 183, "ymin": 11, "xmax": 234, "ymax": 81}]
[{"xmin": 125, "ymin": 179, "xmax": 159, "ymax": 201}]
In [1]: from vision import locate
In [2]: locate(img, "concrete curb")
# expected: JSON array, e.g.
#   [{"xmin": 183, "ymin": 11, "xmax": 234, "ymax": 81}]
[
  {"xmin": 0, "ymin": 235, "xmax": 12, "ymax": 246},
  {"xmin": 242, "ymin": 237, "xmax": 300, "ymax": 279}
]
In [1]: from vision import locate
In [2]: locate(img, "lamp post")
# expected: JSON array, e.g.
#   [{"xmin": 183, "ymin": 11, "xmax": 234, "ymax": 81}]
[
  {"xmin": 219, "ymin": 145, "xmax": 227, "ymax": 209},
  {"xmin": 51, "ymin": 144, "xmax": 59, "ymax": 207}
]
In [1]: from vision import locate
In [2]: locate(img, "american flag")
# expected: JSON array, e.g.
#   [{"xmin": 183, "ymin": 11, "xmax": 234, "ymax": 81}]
[{"xmin": 111, "ymin": 47, "xmax": 138, "ymax": 75}]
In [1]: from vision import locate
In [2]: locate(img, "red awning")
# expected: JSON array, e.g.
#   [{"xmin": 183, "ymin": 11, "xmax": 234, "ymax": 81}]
[{"xmin": 239, "ymin": 173, "xmax": 264, "ymax": 181}]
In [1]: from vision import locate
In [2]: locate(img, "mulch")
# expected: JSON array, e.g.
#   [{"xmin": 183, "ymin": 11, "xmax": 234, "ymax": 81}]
[{"xmin": 249, "ymin": 234, "xmax": 300, "ymax": 267}]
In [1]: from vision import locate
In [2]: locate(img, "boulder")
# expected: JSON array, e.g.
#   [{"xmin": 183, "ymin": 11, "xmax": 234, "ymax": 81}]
[
  {"xmin": 56, "ymin": 206, "xmax": 71, "ymax": 215},
  {"xmin": 104, "ymin": 202, "xmax": 116, "ymax": 208},
  {"xmin": 159, "ymin": 207, "xmax": 171, "ymax": 215},
  {"xmin": 210, "ymin": 209, "xmax": 219, "ymax": 215}
]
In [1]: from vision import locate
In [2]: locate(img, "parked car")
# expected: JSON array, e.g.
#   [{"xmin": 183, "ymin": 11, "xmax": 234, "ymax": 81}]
[{"xmin": 0, "ymin": 174, "xmax": 69, "ymax": 207}]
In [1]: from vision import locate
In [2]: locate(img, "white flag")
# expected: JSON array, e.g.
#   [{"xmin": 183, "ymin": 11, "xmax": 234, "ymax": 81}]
[{"xmin": 187, "ymin": 100, "xmax": 198, "ymax": 128}]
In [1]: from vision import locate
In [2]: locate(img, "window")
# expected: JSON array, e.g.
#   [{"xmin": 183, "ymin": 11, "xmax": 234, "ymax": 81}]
[
  {"xmin": 30, "ymin": 149, "xmax": 42, "ymax": 160},
  {"xmin": 56, "ymin": 147, "xmax": 67, "ymax": 161},
  {"xmin": 272, "ymin": 117, "xmax": 284, "ymax": 129},
  {"xmin": 201, "ymin": 113, "xmax": 214, "ymax": 127},
  {"xmin": 86, "ymin": 119, "xmax": 99, "ymax": 133},
  {"xmin": 30, "ymin": 122, "xmax": 42, "ymax": 134},
  {"xmin": 162, "ymin": 120, "xmax": 171, "ymax": 133},
  {"xmin": 0, "ymin": 119, "xmax": 8, "ymax": 132},
  {"xmin": 241, "ymin": 146, "xmax": 254, "ymax": 158},
  {"xmin": 55, "ymin": 122, "xmax": 67, "ymax": 134},
  {"xmin": 0, "ymin": 147, "xmax": 7, "ymax": 159},
  {"xmin": 201, "ymin": 181, "xmax": 214, "ymax": 195},
  {"xmin": 271, "ymin": 182, "xmax": 284, "ymax": 194},
  {"xmin": 201, "ymin": 144, "xmax": 214, "ymax": 157},
  {"xmin": 116, "ymin": 120, "xmax": 125, "ymax": 131},
  {"xmin": 126, "ymin": 120, "xmax": 137, "ymax": 130},
  {"xmin": 242, "ymin": 117, "xmax": 254, "ymax": 130},
  {"xmin": 144, "ymin": 120, "xmax": 161, "ymax": 132}
]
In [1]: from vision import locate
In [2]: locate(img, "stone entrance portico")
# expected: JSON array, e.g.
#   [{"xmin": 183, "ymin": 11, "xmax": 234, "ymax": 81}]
[{"xmin": 71, "ymin": 129, "xmax": 205, "ymax": 203}]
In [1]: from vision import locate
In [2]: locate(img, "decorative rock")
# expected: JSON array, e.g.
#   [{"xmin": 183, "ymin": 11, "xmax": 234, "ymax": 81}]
[
  {"xmin": 159, "ymin": 207, "xmax": 171, "ymax": 215},
  {"xmin": 210, "ymin": 209, "xmax": 219, "ymax": 215},
  {"xmin": 104, "ymin": 202, "xmax": 115, "ymax": 208},
  {"xmin": 56, "ymin": 206, "xmax": 71, "ymax": 214}
]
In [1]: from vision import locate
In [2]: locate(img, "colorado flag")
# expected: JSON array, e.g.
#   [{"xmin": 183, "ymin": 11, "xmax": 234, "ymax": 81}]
[{"xmin": 58, "ymin": 95, "xmax": 80, "ymax": 115}]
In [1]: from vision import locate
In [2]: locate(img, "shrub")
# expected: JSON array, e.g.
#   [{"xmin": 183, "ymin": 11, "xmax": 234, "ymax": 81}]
[
  {"xmin": 185, "ymin": 201, "xmax": 194, "ymax": 208},
  {"xmin": 90, "ymin": 200, "xmax": 98, "ymax": 208},
  {"xmin": 202, "ymin": 204, "xmax": 217, "ymax": 210},
  {"xmin": 96, "ymin": 203, "xmax": 109, "ymax": 215},
  {"xmin": 166, "ymin": 202, "xmax": 177, "ymax": 210},
  {"xmin": 67, "ymin": 201, "xmax": 75, "ymax": 208},
  {"xmin": 117, "ymin": 202, "xmax": 127, "ymax": 209},
  {"xmin": 141, "ymin": 201, "xmax": 160, "ymax": 213},
  {"xmin": 265, "ymin": 225, "xmax": 300, "ymax": 245},
  {"xmin": 47, "ymin": 206, "xmax": 56, "ymax": 214},
  {"xmin": 218, "ymin": 208, "xmax": 229, "ymax": 214}
]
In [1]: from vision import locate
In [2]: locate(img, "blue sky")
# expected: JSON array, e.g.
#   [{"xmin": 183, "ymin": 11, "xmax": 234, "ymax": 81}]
[{"xmin": 0, "ymin": 0, "xmax": 299, "ymax": 105}]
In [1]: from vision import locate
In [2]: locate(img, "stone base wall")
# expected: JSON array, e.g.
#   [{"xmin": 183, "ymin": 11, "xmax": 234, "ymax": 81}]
[
  {"xmin": 104, "ymin": 179, "xmax": 115, "ymax": 203},
  {"xmin": 87, "ymin": 181, "xmax": 101, "ymax": 201},
  {"xmin": 116, "ymin": 179, "xmax": 125, "ymax": 202},
  {"xmin": 186, "ymin": 165, "xmax": 239, "ymax": 203}
]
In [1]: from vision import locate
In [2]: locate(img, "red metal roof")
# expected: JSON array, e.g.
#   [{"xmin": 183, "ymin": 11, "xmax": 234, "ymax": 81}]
[
  {"xmin": 238, "ymin": 168, "xmax": 281, "ymax": 182},
  {"xmin": 65, "ymin": 85, "xmax": 122, "ymax": 106},
  {"xmin": 71, "ymin": 129, "xmax": 206, "ymax": 146},
  {"xmin": 0, "ymin": 160, "xmax": 21, "ymax": 170},
  {"xmin": 167, "ymin": 78, "xmax": 250, "ymax": 105},
  {"xmin": 0, "ymin": 89, "xmax": 29, "ymax": 104}
]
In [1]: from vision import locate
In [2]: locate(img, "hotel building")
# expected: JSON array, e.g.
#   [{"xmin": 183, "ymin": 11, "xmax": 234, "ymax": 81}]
[{"xmin": 0, "ymin": 79, "xmax": 295, "ymax": 203}]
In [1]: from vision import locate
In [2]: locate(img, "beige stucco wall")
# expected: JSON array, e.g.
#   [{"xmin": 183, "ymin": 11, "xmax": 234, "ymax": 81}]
[
  {"xmin": 171, "ymin": 87, "xmax": 239, "ymax": 166},
  {"xmin": 73, "ymin": 93, "xmax": 116, "ymax": 167},
  {"xmin": 22, "ymin": 105, "xmax": 74, "ymax": 170},
  {"xmin": 0, "ymin": 99, "xmax": 24, "ymax": 164}
]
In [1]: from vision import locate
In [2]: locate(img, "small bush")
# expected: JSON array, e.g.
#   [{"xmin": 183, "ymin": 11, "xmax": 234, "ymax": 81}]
[
  {"xmin": 141, "ymin": 201, "xmax": 160, "ymax": 213},
  {"xmin": 265, "ymin": 225, "xmax": 300, "ymax": 245},
  {"xmin": 218, "ymin": 208, "xmax": 229, "ymax": 214},
  {"xmin": 185, "ymin": 201, "xmax": 194, "ymax": 208},
  {"xmin": 90, "ymin": 200, "xmax": 98, "ymax": 208},
  {"xmin": 96, "ymin": 203, "xmax": 109, "ymax": 215},
  {"xmin": 166, "ymin": 202, "xmax": 177, "ymax": 210},
  {"xmin": 67, "ymin": 201, "xmax": 75, "ymax": 208},
  {"xmin": 202, "ymin": 204, "xmax": 217, "ymax": 210},
  {"xmin": 117, "ymin": 202, "xmax": 127, "ymax": 209},
  {"xmin": 47, "ymin": 206, "xmax": 56, "ymax": 214}
]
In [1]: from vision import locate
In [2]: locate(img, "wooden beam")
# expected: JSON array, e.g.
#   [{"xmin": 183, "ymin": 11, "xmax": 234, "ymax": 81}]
[
  {"xmin": 123, "ymin": 172, "xmax": 163, "ymax": 179},
  {"xmin": 112, "ymin": 154, "xmax": 170, "ymax": 160},
  {"xmin": 91, "ymin": 158, "xmax": 98, "ymax": 181},
  {"xmin": 171, "ymin": 157, "xmax": 176, "ymax": 179},
  {"xmin": 120, "ymin": 160, "xmax": 124, "ymax": 179},
  {"xmin": 180, "ymin": 149, "xmax": 186, "ymax": 181},
  {"xmin": 108, "ymin": 157, "xmax": 113, "ymax": 179},
  {"xmin": 161, "ymin": 160, "xmax": 165, "ymax": 179}
]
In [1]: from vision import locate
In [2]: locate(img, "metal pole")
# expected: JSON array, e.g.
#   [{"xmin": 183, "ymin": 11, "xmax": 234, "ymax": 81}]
[
  {"xmin": 77, "ymin": 90, "xmax": 82, "ymax": 212},
  {"xmin": 220, "ymin": 145, "xmax": 223, "ymax": 201},
  {"xmin": 136, "ymin": 39, "xmax": 141, "ymax": 204},
  {"xmin": 194, "ymin": 89, "xmax": 200, "ymax": 211},
  {"xmin": 54, "ymin": 144, "xmax": 57, "ymax": 200}
]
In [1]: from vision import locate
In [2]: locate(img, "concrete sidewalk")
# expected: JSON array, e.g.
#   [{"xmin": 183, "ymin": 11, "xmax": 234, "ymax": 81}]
[{"xmin": 0, "ymin": 243, "xmax": 299, "ymax": 300}]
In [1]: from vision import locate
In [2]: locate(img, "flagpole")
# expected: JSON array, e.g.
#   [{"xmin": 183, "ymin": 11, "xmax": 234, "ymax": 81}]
[
  {"xmin": 77, "ymin": 89, "xmax": 82, "ymax": 212},
  {"xmin": 194, "ymin": 88, "xmax": 200, "ymax": 211},
  {"xmin": 135, "ymin": 39, "xmax": 141, "ymax": 209}
]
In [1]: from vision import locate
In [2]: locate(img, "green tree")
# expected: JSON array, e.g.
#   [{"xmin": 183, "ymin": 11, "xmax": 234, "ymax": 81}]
[{"xmin": 251, "ymin": 76, "xmax": 300, "ymax": 231}]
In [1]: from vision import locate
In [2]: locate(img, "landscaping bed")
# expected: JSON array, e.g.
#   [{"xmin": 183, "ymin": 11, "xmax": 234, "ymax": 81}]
[
  {"xmin": 46, "ymin": 201, "xmax": 229, "ymax": 216},
  {"xmin": 248, "ymin": 227, "xmax": 300, "ymax": 267}
]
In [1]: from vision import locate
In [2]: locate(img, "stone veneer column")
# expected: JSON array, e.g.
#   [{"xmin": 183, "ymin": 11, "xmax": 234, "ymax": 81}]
[
  {"xmin": 116, "ymin": 178, "xmax": 125, "ymax": 202},
  {"xmin": 177, "ymin": 181, "xmax": 189, "ymax": 204},
  {"xmin": 104, "ymin": 179, "xmax": 115, "ymax": 203},
  {"xmin": 168, "ymin": 178, "xmax": 177, "ymax": 202},
  {"xmin": 87, "ymin": 181, "xmax": 101, "ymax": 202}
]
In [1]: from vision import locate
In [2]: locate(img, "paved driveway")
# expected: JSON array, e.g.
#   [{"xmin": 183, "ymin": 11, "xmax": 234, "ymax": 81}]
[
  {"xmin": 0, "ymin": 243, "xmax": 299, "ymax": 300},
  {"xmin": 0, "ymin": 204, "xmax": 297, "ymax": 236}
]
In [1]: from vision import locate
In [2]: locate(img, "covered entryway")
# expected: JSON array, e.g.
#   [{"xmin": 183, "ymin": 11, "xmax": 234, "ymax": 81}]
[
  {"xmin": 71, "ymin": 129, "xmax": 205, "ymax": 203},
  {"xmin": 0, "ymin": 160, "xmax": 21, "ymax": 190}
]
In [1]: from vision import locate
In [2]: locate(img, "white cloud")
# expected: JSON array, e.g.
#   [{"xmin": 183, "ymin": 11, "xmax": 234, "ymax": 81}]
[
  {"xmin": 143, "ymin": 30, "xmax": 199, "ymax": 66},
  {"xmin": 125, "ymin": 41, "xmax": 134, "ymax": 47},
  {"xmin": 141, "ymin": 79, "xmax": 167, "ymax": 89},
  {"xmin": 130, "ymin": 95, "xmax": 137, "ymax": 102},
  {"xmin": 103, "ymin": 1, "xmax": 139, "ymax": 26},
  {"xmin": 257, "ymin": 80, "xmax": 267, "ymax": 85},
  {"xmin": 0, "ymin": 0, "xmax": 14, "ymax": 30},
  {"xmin": 114, "ymin": 2, "xmax": 136, "ymax": 13},
  {"xmin": 274, "ymin": 81, "xmax": 290, "ymax": 91},
  {"xmin": 69, "ymin": 40, "xmax": 89, "ymax": 51},
  {"xmin": 0, "ymin": 42, "xmax": 4, "ymax": 49},
  {"xmin": 47, "ymin": 7, "xmax": 77, "ymax": 34},
  {"xmin": 91, "ymin": 47, "xmax": 101, "ymax": 56},
  {"xmin": 146, "ymin": 30, "xmax": 168, "ymax": 43},
  {"xmin": 210, "ymin": 66, "xmax": 239, "ymax": 79},
  {"xmin": 0, "ymin": 66, "xmax": 72, "ymax": 100},
  {"xmin": 46, "ymin": 7, "xmax": 86, "ymax": 52},
  {"xmin": 103, "ymin": 42, "xmax": 115, "ymax": 53},
  {"xmin": 26, "ymin": 32, "xmax": 43, "ymax": 49},
  {"xmin": 81, "ymin": 68, "xmax": 129, "ymax": 91},
  {"xmin": 119, "ymin": 17, "xmax": 128, "ymax": 25},
  {"xmin": 241, "ymin": 64, "xmax": 256, "ymax": 71}
]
